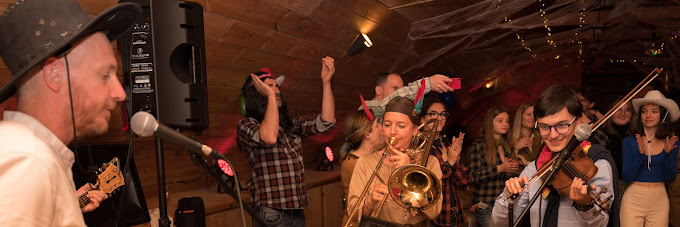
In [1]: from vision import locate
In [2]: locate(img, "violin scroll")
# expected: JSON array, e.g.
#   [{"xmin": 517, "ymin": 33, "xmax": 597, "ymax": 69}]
[{"xmin": 593, "ymin": 187, "xmax": 613, "ymax": 216}]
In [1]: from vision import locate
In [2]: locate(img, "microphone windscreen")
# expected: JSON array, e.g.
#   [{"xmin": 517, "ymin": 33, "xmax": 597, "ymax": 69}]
[
  {"xmin": 130, "ymin": 111, "xmax": 157, "ymax": 137},
  {"xmin": 574, "ymin": 123, "xmax": 592, "ymax": 141}
]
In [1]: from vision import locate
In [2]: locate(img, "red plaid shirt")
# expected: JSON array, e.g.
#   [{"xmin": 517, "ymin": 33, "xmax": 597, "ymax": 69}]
[
  {"xmin": 237, "ymin": 115, "xmax": 335, "ymax": 209},
  {"xmin": 430, "ymin": 139, "xmax": 470, "ymax": 227}
]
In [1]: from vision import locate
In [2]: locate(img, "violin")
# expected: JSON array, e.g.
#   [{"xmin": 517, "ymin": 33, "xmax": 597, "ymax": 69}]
[{"xmin": 505, "ymin": 68, "xmax": 664, "ymax": 216}]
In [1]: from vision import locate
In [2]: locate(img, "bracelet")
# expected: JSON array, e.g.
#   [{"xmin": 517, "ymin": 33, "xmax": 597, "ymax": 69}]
[{"xmin": 364, "ymin": 199, "xmax": 374, "ymax": 210}]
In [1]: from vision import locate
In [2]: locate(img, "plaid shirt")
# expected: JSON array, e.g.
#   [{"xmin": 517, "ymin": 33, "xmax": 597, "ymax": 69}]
[
  {"xmin": 361, "ymin": 78, "xmax": 431, "ymax": 119},
  {"xmin": 237, "ymin": 114, "xmax": 335, "ymax": 209},
  {"xmin": 430, "ymin": 139, "xmax": 470, "ymax": 227},
  {"xmin": 469, "ymin": 139, "xmax": 516, "ymax": 206}
]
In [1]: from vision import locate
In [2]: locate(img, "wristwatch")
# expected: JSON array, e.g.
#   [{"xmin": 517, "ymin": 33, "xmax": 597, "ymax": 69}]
[
  {"xmin": 572, "ymin": 201, "xmax": 594, "ymax": 212},
  {"xmin": 443, "ymin": 161, "xmax": 454, "ymax": 169}
]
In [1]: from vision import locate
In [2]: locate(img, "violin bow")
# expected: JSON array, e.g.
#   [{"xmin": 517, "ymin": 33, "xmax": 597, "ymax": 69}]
[{"xmin": 591, "ymin": 68, "xmax": 663, "ymax": 132}]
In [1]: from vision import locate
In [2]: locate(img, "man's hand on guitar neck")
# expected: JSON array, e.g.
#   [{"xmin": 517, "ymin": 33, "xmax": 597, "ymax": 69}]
[{"xmin": 77, "ymin": 183, "xmax": 109, "ymax": 213}]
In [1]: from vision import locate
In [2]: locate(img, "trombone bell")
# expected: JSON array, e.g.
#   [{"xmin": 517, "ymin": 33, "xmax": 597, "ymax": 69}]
[{"xmin": 388, "ymin": 164, "xmax": 441, "ymax": 210}]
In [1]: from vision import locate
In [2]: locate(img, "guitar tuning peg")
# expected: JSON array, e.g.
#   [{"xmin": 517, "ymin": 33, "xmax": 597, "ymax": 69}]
[{"xmin": 603, "ymin": 195, "xmax": 613, "ymax": 202}]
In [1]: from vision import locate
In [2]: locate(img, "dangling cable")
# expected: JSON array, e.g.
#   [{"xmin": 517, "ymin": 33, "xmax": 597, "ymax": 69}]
[
  {"xmin": 113, "ymin": 131, "xmax": 134, "ymax": 227},
  {"xmin": 64, "ymin": 55, "xmax": 90, "ymax": 175}
]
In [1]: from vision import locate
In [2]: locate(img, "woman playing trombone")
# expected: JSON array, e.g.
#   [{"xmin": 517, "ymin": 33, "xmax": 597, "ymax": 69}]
[{"xmin": 346, "ymin": 97, "xmax": 443, "ymax": 227}]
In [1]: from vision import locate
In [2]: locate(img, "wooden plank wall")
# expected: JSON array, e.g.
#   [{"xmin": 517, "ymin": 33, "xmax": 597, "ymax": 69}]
[{"xmin": 0, "ymin": 0, "xmax": 420, "ymax": 225}]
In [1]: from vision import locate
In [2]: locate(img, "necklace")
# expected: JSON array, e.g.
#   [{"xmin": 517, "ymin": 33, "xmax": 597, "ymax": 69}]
[
  {"xmin": 643, "ymin": 128, "xmax": 655, "ymax": 152},
  {"xmin": 643, "ymin": 128, "xmax": 656, "ymax": 171}
]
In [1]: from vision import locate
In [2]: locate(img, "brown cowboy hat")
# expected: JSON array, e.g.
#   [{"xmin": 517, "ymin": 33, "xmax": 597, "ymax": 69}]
[{"xmin": 0, "ymin": 0, "xmax": 142, "ymax": 102}]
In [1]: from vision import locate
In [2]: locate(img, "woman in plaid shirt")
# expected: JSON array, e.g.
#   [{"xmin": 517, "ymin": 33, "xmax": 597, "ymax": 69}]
[
  {"xmin": 469, "ymin": 106, "xmax": 519, "ymax": 227},
  {"xmin": 418, "ymin": 97, "xmax": 469, "ymax": 227}
]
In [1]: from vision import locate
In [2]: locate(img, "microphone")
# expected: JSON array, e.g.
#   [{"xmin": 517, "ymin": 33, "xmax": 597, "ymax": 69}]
[
  {"xmin": 130, "ymin": 111, "xmax": 226, "ymax": 160},
  {"xmin": 552, "ymin": 123, "xmax": 592, "ymax": 171}
]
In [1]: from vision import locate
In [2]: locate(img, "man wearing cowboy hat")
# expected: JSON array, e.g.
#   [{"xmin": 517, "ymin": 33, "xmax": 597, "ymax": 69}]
[
  {"xmin": 0, "ymin": 0, "xmax": 140, "ymax": 225},
  {"xmin": 620, "ymin": 90, "xmax": 679, "ymax": 227}
]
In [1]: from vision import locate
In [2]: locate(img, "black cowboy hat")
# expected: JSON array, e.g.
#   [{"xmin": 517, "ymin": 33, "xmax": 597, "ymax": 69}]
[{"xmin": 0, "ymin": 0, "xmax": 142, "ymax": 102}]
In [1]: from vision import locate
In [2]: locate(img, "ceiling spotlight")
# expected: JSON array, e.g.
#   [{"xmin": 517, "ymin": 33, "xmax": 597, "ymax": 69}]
[{"xmin": 347, "ymin": 33, "xmax": 373, "ymax": 56}]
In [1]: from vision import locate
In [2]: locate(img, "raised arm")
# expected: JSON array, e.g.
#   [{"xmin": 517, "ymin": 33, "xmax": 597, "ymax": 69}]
[
  {"xmin": 250, "ymin": 73, "xmax": 279, "ymax": 145},
  {"xmin": 320, "ymin": 56, "xmax": 335, "ymax": 123},
  {"xmin": 361, "ymin": 74, "xmax": 454, "ymax": 115}
]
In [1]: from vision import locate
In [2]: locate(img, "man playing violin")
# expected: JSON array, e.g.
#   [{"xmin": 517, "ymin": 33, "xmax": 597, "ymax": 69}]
[{"xmin": 492, "ymin": 85, "xmax": 616, "ymax": 227}]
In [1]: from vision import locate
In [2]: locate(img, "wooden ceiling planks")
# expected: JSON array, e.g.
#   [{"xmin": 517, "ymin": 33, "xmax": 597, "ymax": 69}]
[
  {"xmin": 231, "ymin": 48, "xmax": 298, "ymax": 73},
  {"xmin": 262, "ymin": 32, "xmax": 304, "ymax": 56},
  {"xmin": 205, "ymin": 40, "xmax": 242, "ymax": 66},
  {"xmin": 276, "ymin": 11, "xmax": 351, "ymax": 48},
  {"xmin": 219, "ymin": 21, "xmax": 274, "ymax": 50},
  {"xmin": 312, "ymin": 1, "xmax": 379, "ymax": 35},
  {"xmin": 205, "ymin": 0, "xmax": 287, "ymax": 30},
  {"xmin": 205, "ymin": 64, "xmax": 252, "ymax": 88},
  {"xmin": 266, "ymin": 0, "xmax": 325, "ymax": 17},
  {"xmin": 203, "ymin": 11, "xmax": 235, "ymax": 41}
]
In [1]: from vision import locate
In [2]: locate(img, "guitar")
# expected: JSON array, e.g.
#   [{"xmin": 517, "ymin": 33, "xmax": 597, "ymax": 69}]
[{"xmin": 78, "ymin": 157, "xmax": 125, "ymax": 209}]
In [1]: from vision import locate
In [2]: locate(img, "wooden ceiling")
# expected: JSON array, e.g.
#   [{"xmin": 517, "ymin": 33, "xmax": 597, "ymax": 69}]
[
  {"xmin": 2, "ymin": 0, "xmax": 680, "ymax": 143},
  {"xmin": 0, "ymin": 0, "xmax": 467, "ymax": 149}
]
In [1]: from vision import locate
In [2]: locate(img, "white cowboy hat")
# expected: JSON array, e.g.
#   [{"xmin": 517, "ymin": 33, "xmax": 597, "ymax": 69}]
[{"xmin": 632, "ymin": 90, "xmax": 680, "ymax": 122}]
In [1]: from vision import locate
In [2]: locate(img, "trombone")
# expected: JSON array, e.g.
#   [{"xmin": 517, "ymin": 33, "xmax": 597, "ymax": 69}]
[{"xmin": 343, "ymin": 119, "xmax": 442, "ymax": 227}]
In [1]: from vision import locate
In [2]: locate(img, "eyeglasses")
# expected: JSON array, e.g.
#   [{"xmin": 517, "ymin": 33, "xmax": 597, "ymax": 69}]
[
  {"xmin": 427, "ymin": 111, "xmax": 450, "ymax": 119},
  {"xmin": 616, "ymin": 108, "xmax": 632, "ymax": 114},
  {"xmin": 535, "ymin": 116, "xmax": 577, "ymax": 136}
]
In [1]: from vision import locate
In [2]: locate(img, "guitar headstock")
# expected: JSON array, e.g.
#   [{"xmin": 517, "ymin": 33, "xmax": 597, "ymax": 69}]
[{"xmin": 95, "ymin": 157, "xmax": 125, "ymax": 194}]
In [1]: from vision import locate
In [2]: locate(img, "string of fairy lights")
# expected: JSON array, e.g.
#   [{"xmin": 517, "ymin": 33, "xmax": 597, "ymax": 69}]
[
  {"xmin": 496, "ymin": 0, "xmax": 680, "ymax": 72},
  {"xmin": 504, "ymin": 0, "xmax": 587, "ymax": 60},
  {"xmin": 574, "ymin": 4, "xmax": 586, "ymax": 60}
]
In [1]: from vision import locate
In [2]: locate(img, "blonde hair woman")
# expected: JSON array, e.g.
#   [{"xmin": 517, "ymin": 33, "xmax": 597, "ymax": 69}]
[
  {"xmin": 346, "ymin": 97, "xmax": 442, "ymax": 226},
  {"xmin": 509, "ymin": 102, "xmax": 542, "ymax": 168}
]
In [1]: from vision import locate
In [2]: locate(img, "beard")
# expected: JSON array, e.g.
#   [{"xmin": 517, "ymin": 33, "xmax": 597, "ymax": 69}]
[{"xmin": 69, "ymin": 88, "xmax": 115, "ymax": 138}]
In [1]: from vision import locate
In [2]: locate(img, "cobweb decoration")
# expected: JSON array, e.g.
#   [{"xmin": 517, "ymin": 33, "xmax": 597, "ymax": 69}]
[{"xmin": 391, "ymin": 0, "xmax": 680, "ymax": 89}]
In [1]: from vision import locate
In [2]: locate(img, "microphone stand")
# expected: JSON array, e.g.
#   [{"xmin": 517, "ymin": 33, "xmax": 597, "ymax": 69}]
[
  {"xmin": 512, "ymin": 153, "xmax": 568, "ymax": 227},
  {"xmin": 187, "ymin": 153, "xmax": 269, "ymax": 227},
  {"xmin": 155, "ymin": 138, "xmax": 171, "ymax": 227}
]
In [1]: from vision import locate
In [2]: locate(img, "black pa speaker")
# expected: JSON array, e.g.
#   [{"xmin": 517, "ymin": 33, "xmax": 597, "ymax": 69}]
[{"xmin": 120, "ymin": 0, "xmax": 208, "ymax": 133}]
